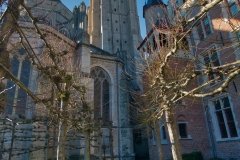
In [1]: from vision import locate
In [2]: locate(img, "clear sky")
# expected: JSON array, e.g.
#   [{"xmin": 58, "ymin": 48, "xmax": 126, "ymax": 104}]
[{"xmin": 60, "ymin": 0, "xmax": 166, "ymax": 39}]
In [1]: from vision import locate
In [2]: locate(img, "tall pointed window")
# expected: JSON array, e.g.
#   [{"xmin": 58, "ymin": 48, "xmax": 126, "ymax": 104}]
[
  {"xmin": 4, "ymin": 48, "xmax": 31, "ymax": 115},
  {"xmin": 90, "ymin": 67, "xmax": 110, "ymax": 125}
]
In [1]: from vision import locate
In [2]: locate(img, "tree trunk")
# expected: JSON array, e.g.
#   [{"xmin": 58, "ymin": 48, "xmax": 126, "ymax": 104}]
[
  {"xmin": 84, "ymin": 130, "xmax": 91, "ymax": 160},
  {"xmin": 0, "ymin": 82, "xmax": 6, "ymax": 114},
  {"xmin": 44, "ymin": 122, "xmax": 49, "ymax": 160},
  {"xmin": 8, "ymin": 123, "xmax": 16, "ymax": 160},
  {"xmin": 0, "ymin": 128, "xmax": 5, "ymax": 160},
  {"xmin": 57, "ymin": 119, "xmax": 67, "ymax": 160},
  {"xmin": 98, "ymin": 124, "xmax": 102, "ymax": 160},
  {"xmin": 57, "ymin": 84, "xmax": 69, "ymax": 160},
  {"xmin": 52, "ymin": 124, "xmax": 56, "ymax": 160},
  {"xmin": 154, "ymin": 120, "xmax": 164, "ymax": 160},
  {"xmin": 165, "ymin": 106, "xmax": 182, "ymax": 160}
]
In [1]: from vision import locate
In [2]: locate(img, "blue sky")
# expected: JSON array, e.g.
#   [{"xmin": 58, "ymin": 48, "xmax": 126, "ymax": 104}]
[{"xmin": 61, "ymin": 0, "xmax": 163, "ymax": 39}]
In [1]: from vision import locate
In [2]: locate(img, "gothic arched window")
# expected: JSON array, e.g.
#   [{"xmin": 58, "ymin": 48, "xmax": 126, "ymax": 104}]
[
  {"xmin": 90, "ymin": 67, "xmax": 110, "ymax": 125},
  {"xmin": 59, "ymin": 28, "xmax": 70, "ymax": 38},
  {"xmin": 4, "ymin": 48, "xmax": 31, "ymax": 115}
]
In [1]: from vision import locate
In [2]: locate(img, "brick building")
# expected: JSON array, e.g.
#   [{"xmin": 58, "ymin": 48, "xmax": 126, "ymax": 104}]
[{"xmin": 137, "ymin": 0, "xmax": 240, "ymax": 159}]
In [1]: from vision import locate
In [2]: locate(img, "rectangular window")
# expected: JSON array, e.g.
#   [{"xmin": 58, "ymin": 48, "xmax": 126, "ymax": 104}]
[
  {"xmin": 196, "ymin": 16, "xmax": 212, "ymax": 40},
  {"xmin": 181, "ymin": 37, "xmax": 189, "ymax": 50},
  {"xmin": 213, "ymin": 96, "xmax": 238, "ymax": 138},
  {"xmin": 178, "ymin": 123, "xmax": 188, "ymax": 138},
  {"xmin": 237, "ymin": 31, "xmax": 240, "ymax": 40},
  {"xmin": 152, "ymin": 123, "xmax": 168, "ymax": 145},
  {"xmin": 197, "ymin": 23, "xmax": 204, "ymax": 40},
  {"xmin": 162, "ymin": 126, "xmax": 167, "ymax": 140},
  {"xmin": 203, "ymin": 17, "xmax": 211, "ymax": 36},
  {"xmin": 227, "ymin": 0, "xmax": 239, "ymax": 16},
  {"xmin": 159, "ymin": 33, "xmax": 167, "ymax": 47},
  {"xmin": 202, "ymin": 48, "xmax": 223, "ymax": 84}
]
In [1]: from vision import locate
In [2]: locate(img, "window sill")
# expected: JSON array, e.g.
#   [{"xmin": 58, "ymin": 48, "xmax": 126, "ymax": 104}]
[
  {"xmin": 179, "ymin": 135, "xmax": 192, "ymax": 140},
  {"xmin": 153, "ymin": 140, "xmax": 168, "ymax": 145},
  {"xmin": 216, "ymin": 137, "xmax": 240, "ymax": 142},
  {"xmin": 162, "ymin": 140, "xmax": 168, "ymax": 145}
]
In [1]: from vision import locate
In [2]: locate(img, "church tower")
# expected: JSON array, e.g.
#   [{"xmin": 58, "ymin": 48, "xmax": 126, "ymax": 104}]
[
  {"xmin": 143, "ymin": 0, "xmax": 167, "ymax": 33},
  {"xmin": 88, "ymin": 1, "xmax": 144, "ymax": 160},
  {"xmin": 73, "ymin": 2, "xmax": 88, "ymax": 42},
  {"xmin": 88, "ymin": 0, "xmax": 142, "ymax": 56}
]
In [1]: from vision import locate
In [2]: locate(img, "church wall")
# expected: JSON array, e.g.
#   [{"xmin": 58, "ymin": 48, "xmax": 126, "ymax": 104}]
[
  {"xmin": 91, "ymin": 54, "xmax": 135, "ymax": 160},
  {"xmin": 24, "ymin": 0, "xmax": 73, "ymax": 32},
  {"xmin": 0, "ymin": 19, "xmax": 78, "ymax": 159}
]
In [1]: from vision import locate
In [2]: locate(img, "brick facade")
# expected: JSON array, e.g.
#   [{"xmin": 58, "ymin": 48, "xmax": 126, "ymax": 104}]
[{"xmin": 139, "ymin": 0, "xmax": 240, "ymax": 159}]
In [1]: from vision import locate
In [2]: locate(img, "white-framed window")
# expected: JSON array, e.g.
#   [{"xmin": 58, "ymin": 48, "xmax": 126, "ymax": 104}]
[
  {"xmin": 178, "ymin": 122, "xmax": 187, "ymax": 138},
  {"xmin": 237, "ymin": 31, "xmax": 240, "ymax": 40},
  {"xmin": 177, "ymin": 115, "xmax": 192, "ymax": 139},
  {"xmin": 209, "ymin": 95, "xmax": 239, "ymax": 140},
  {"xmin": 152, "ymin": 122, "xmax": 168, "ymax": 145},
  {"xmin": 226, "ymin": 0, "xmax": 240, "ymax": 16},
  {"xmin": 177, "ymin": 122, "xmax": 192, "ymax": 139},
  {"xmin": 196, "ymin": 15, "xmax": 212, "ymax": 40},
  {"xmin": 201, "ymin": 46, "xmax": 223, "ymax": 85}
]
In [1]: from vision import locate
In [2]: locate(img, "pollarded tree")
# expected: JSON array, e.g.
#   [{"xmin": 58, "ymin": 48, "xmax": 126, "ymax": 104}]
[
  {"xmin": 137, "ymin": 0, "xmax": 240, "ymax": 159},
  {"xmin": 0, "ymin": 1, "xmax": 98, "ymax": 160}
]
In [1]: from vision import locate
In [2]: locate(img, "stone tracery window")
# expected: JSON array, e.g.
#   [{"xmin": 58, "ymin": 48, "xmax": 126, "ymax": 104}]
[
  {"xmin": 59, "ymin": 28, "xmax": 70, "ymax": 38},
  {"xmin": 4, "ymin": 48, "xmax": 31, "ymax": 115},
  {"xmin": 90, "ymin": 67, "xmax": 110, "ymax": 125}
]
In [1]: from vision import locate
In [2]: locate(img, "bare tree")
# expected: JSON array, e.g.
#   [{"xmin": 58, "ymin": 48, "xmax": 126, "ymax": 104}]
[
  {"xmin": 137, "ymin": 0, "xmax": 240, "ymax": 159},
  {"xmin": 0, "ymin": 1, "xmax": 98, "ymax": 160}
]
